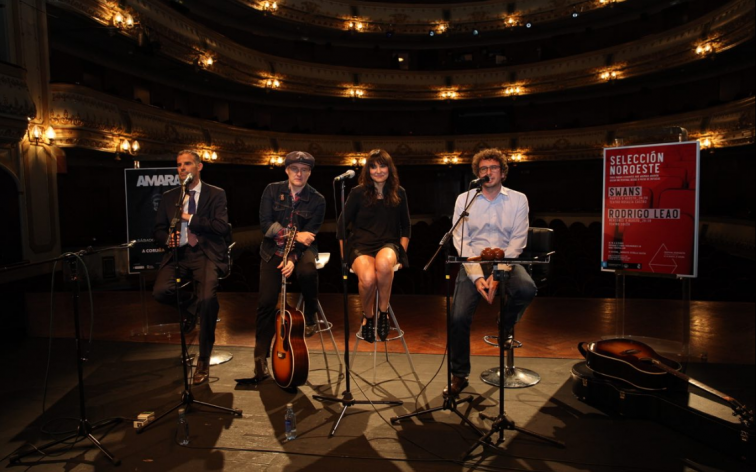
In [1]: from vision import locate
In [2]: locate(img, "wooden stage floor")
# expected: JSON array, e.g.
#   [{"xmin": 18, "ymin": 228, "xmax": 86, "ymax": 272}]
[{"xmin": 25, "ymin": 292, "xmax": 756, "ymax": 365}]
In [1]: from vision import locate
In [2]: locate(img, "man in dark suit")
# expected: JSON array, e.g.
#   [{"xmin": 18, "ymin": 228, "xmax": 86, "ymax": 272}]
[{"xmin": 153, "ymin": 150, "xmax": 230, "ymax": 386}]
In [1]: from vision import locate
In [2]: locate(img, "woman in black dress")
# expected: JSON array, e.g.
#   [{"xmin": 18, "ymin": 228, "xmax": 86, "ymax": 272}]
[{"xmin": 337, "ymin": 149, "xmax": 411, "ymax": 342}]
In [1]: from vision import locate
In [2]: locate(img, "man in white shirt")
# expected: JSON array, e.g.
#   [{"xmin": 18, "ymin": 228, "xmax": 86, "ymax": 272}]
[{"xmin": 445, "ymin": 148, "xmax": 536, "ymax": 396}]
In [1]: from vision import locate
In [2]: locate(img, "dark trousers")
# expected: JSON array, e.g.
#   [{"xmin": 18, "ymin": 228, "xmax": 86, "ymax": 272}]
[
  {"xmin": 153, "ymin": 245, "xmax": 220, "ymax": 361},
  {"xmin": 449, "ymin": 264, "xmax": 536, "ymax": 378},
  {"xmin": 256, "ymin": 250, "xmax": 319, "ymax": 356}
]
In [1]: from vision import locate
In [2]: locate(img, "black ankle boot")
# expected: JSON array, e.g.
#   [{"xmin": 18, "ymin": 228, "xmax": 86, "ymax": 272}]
[
  {"xmin": 361, "ymin": 313, "xmax": 375, "ymax": 343},
  {"xmin": 377, "ymin": 309, "xmax": 390, "ymax": 341}
]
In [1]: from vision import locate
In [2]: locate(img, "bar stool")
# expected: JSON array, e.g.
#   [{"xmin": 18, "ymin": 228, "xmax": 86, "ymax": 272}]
[
  {"xmin": 480, "ymin": 328, "xmax": 540, "ymax": 388},
  {"xmin": 350, "ymin": 264, "xmax": 416, "ymax": 384},
  {"xmin": 479, "ymin": 227, "xmax": 554, "ymax": 388},
  {"xmin": 295, "ymin": 253, "xmax": 342, "ymax": 370}
]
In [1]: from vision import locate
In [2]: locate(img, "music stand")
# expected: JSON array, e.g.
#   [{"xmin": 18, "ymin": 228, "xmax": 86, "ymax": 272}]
[
  {"xmin": 463, "ymin": 255, "xmax": 563, "ymax": 459},
  {"xmin": 8, "ymin": 244, "xmax": 133, "ymax": 465},
  {"xmin": 137, "ymin": 182, "xmax": 242, "ymax": 434},
  {"xmin": 312, "ymin": 176, "xmax": 402, "ymax": 437}
]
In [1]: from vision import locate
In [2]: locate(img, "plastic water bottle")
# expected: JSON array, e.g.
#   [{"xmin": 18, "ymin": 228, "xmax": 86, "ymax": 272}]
[
  {"xmin": 177, "ymin": 407, "xmax": 190, "ymax": 446},
  {"xmin": 284, "ymin": 403, "xmax": 297, "ymax": 441}
]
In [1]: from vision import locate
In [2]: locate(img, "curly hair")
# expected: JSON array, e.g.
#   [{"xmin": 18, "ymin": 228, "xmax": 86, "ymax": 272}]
[
  {"xmin": 471, "ymin": 148, "xmax": 509, "ymax": 180},
  {"xmin": 358, "ymin": 149, "xmax": 401, "ymax": 206}
]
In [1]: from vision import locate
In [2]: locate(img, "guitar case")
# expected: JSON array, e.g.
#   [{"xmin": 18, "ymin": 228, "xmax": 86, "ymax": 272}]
[{"xmin": 571, "ymin": 361, "xmax": 753, "ymax": 464}]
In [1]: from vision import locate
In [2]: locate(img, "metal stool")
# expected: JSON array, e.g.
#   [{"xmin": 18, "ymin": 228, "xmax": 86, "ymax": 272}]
[
  {"xmin": 295, "ymin": 253, "xmax": 342, "ymax": 370},
  {"xmin": 350, "ymin": 264, "xmax": 416, "ymax": 384},
  {"xmin": 480, "ymin": 328, "xmax": 540, "ymax": 388}
]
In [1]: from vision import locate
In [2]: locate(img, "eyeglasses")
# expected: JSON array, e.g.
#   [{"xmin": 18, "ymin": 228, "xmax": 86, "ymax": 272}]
[
  {"xmin": 288, "ymin": 166, "xmax": 311, "ymax": 175},
  {"xmin": 478, "ymin": 165, "xmax": 501, "ymax": 174}
]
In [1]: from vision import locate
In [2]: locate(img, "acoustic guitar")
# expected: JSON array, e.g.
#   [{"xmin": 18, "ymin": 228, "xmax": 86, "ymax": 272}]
[
  {"xmin": 270, "ymin": 227, "xmax": 310, "ymax": 390},
  {"xmin": 580, "ymin": 338, "xmax": 753, "ymax": 428}
]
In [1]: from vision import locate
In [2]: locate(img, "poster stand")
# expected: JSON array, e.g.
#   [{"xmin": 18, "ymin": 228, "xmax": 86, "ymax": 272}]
[
  {"xmin": 602, "ymin": 127, "xmax": 697, "ymax": 369},
  {"xmin": 611, "ymin": 270, "xmax": 691, "ymax": 368}
]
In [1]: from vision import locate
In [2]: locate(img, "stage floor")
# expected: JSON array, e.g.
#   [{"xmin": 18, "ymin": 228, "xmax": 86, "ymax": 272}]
[
  {"xmin": 1, "ymin": 338, "xmax": 753, "ymax": 471},
  {"xmin": 6, "ymin": 293, "xmax": 755, "ymax": 470}
]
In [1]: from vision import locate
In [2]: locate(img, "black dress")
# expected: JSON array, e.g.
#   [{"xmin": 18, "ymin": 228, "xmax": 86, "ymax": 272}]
[{"xmin": 336, "ymin": 185, "xmax": 411, "ymax": 268}]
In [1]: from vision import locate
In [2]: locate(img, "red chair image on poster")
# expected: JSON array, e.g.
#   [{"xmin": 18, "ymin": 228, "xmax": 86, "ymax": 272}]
[
  {"xmin": 621, "ymin": 213, "xmax": 694, "ymax": 275},
  {"xmin": 658, "ymin": 189, "xmax": 695, "ymax": 217}
]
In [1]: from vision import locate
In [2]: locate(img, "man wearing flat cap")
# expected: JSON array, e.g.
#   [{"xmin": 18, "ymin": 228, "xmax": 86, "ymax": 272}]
[{"xmin": 243, "ymin": 151, "xmax": 326, "ymax": 384}]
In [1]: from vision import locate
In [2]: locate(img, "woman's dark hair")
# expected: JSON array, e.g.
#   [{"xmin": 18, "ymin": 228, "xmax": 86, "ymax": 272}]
[{"xmin": 358, "ymin": 149, "xmax": 401, "ymax": 206}]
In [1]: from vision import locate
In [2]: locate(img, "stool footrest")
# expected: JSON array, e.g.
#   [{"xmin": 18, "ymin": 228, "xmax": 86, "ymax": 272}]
[{"xmin": 483, "ymin": 335, "xmax": 522, "ymax": 349}]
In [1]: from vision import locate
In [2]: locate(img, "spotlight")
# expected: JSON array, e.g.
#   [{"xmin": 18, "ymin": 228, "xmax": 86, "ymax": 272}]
[
  {"xmin": 429, "ymin": 30, "xmax": 435, "ymax": 37},
  {"xmin": 572, "ymin": 10, "xmax": 579, "ymax": 18},
  {"xmin": 526, "ymin": 22, "xmax": 532, "ymax": 28},
  {"xmin": 472, "ymin": 29, "xmax": 479, "ymax": 36}
]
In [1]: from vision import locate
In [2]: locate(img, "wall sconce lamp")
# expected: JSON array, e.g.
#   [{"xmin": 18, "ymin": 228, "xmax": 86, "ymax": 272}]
[
  {"xmin": 348, "ymin": 88, "xmax": 365, "ymax": 99},
  {"xmin": 440, "ymin": 90, "xmax": 458, "ymax": 100},
  {"xmin": 28, "ymin": 124, "xmax": 56, "ymax": 146},
  {"xmin": 201, "ymin": 150, "xmax": 218, "ymax": 162},
  {"xmin": 504, "ymin": 16, "xmax": 519, "ymax": 27},
  {"xmin": 442, "ymin": 155, "xmax": 459, "ymax": 166},
  {"xmin": 695, "ymin": 43, "xmax": 715, "ymax": 57},
  {"xmin": 265, "ymin": 78, "xmax": 281, "ymax": 90},
  {"xmin": 504, "ymin": 85, "xmax": 523, "ymax": 96},
  {"xmin": 510, "ymin": 152, "xmax": 524, "ymax": 163},
  {"xmin": 115, "ymin": 137, "xmax": 139, "ymax": 160},
  {"xmin": 350, "ymin": 156, "xmax": 367, "ymax": 167},
  {"xmin": 195, "ymin": 53, "xmax": 214, "ymax": 70},
  {"xmin": 269, "ymin": 155, "xmax": 285, "ymax": 167},
  {"xmin": 112, "ymin": 11, "xmax": 136, "ymax": 31},
  {"xmin": 261, "ymin": 1, "xmax": 278, "ymax": 13},
  {"xmin": 435, "ymin": 23, "xmax": 448, "ymax": 34},
  {"xmin": 348, "ymin": 19, "xmax": 365, "ymax": 32},
  {"xmin": 600, "ymin": 70, "xmax": 619, "ymax": 81},
  {"xmin": 699, "ymin": 137, "xmax": 713, "ymax": 149}
]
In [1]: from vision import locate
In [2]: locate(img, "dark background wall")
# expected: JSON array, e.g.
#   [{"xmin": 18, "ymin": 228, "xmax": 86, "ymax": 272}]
[{"xmin": 50, "ymin": 144, "xmax": 755, "ymax": 302}]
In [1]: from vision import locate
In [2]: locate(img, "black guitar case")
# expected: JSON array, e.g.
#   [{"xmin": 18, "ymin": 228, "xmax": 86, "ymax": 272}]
[{"xmin": 571, "ymin": 361, "xmax": 753, "ymax": 464}]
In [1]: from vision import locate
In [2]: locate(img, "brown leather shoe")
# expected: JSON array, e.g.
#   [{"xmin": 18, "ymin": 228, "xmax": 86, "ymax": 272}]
[
  {"xmin": 254, "ymin": 357, "xmax": 269, "ymax": 381},
  {"xmin": 305, "ymin": 324, "xmax": 318, "ymax": 338},
  {"xmin": 442, "ymin": 375, "xmax": 469, "ymax": 396},
  {"xmin": 192, "ymin": 359, "xmax": 209, "ymax": 385}
]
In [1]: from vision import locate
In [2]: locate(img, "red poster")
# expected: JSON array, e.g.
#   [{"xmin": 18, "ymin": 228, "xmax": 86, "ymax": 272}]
[{"xmin": 601, "ymin": 142, "xmax": 699, "ymax": 277}]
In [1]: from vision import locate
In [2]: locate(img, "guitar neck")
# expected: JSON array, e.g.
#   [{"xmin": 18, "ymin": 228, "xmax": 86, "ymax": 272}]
[{"xmin": 649, "ymin": 359, "xmax": 735, "ymax": 402}]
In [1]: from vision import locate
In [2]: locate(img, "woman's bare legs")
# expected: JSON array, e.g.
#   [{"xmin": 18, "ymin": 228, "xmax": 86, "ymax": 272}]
[
  {"xmin": 352, "ymin": 255, "xmax": 377, "ymax": 320},
  {"xmin": 375, "ymin": 247, "xmax": 398, "ymax": 312}
]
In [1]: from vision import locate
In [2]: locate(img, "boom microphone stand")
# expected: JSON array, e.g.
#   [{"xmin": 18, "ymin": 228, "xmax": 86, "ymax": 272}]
[
  {"xmin": 137, "ymin": 180, "xmax": 241, "ymax": 434},
  {"xmin": 390, "ymin": 183, "xmax": 485, "ymax": 438},
  {"xmin": 312, "ymin": 174, "xmax": 402, "ymax": 437},
  {"xmin": 7, "ymin": 242, "xmax": 134, "ymax": 466}
]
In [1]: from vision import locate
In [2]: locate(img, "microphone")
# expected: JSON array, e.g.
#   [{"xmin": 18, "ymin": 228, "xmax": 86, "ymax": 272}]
[
  {"xmin": 181, "ymin": 173, "xmax": 194, "ymax": 187},
  {"xmin": 470, "ymin": 175, "xmax": 490, "ymax": 187},
  {"xmin": 334, "ymin": 169, "xmax": 356, "ymax": 182}
]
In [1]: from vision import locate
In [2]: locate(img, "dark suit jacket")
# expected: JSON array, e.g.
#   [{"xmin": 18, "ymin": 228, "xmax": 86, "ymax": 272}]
[{"xmin": 154, "ymin": 182, "xmax": 230, "ymax": 272}]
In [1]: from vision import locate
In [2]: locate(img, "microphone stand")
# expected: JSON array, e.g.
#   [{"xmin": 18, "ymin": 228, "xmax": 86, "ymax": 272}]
[
  {"xmin": 463, "ymin": 260, "xmax": 563, "ymax": 459},
  {"xmin": 7, "ymin": 242, "xmax": 134, "ymax": 466},
  {"xmin": 137, "ymin": 182, "xmax": 242, "ymax": 434},
  {"xmin": 390, "ymin": 184, "xmax": 485, "ymax": 436},
  {"xmin": 312, "ymin": 177, "xmax": 402, "ymax": 437}
]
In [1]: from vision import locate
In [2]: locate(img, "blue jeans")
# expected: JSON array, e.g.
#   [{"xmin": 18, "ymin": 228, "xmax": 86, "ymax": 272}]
[{"xmin": 450, "ymin": 264, "xmax": 536, "ymax": 378}]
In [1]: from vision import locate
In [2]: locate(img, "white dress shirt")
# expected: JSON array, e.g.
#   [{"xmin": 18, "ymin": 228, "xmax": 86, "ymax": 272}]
[
  {"xmin": 452, "ymin": 185, "xmax": 530, "ymax": 282},
  {"xmin": 180, "ymin": 180, "xmax": 202, "ymax": 247}
]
